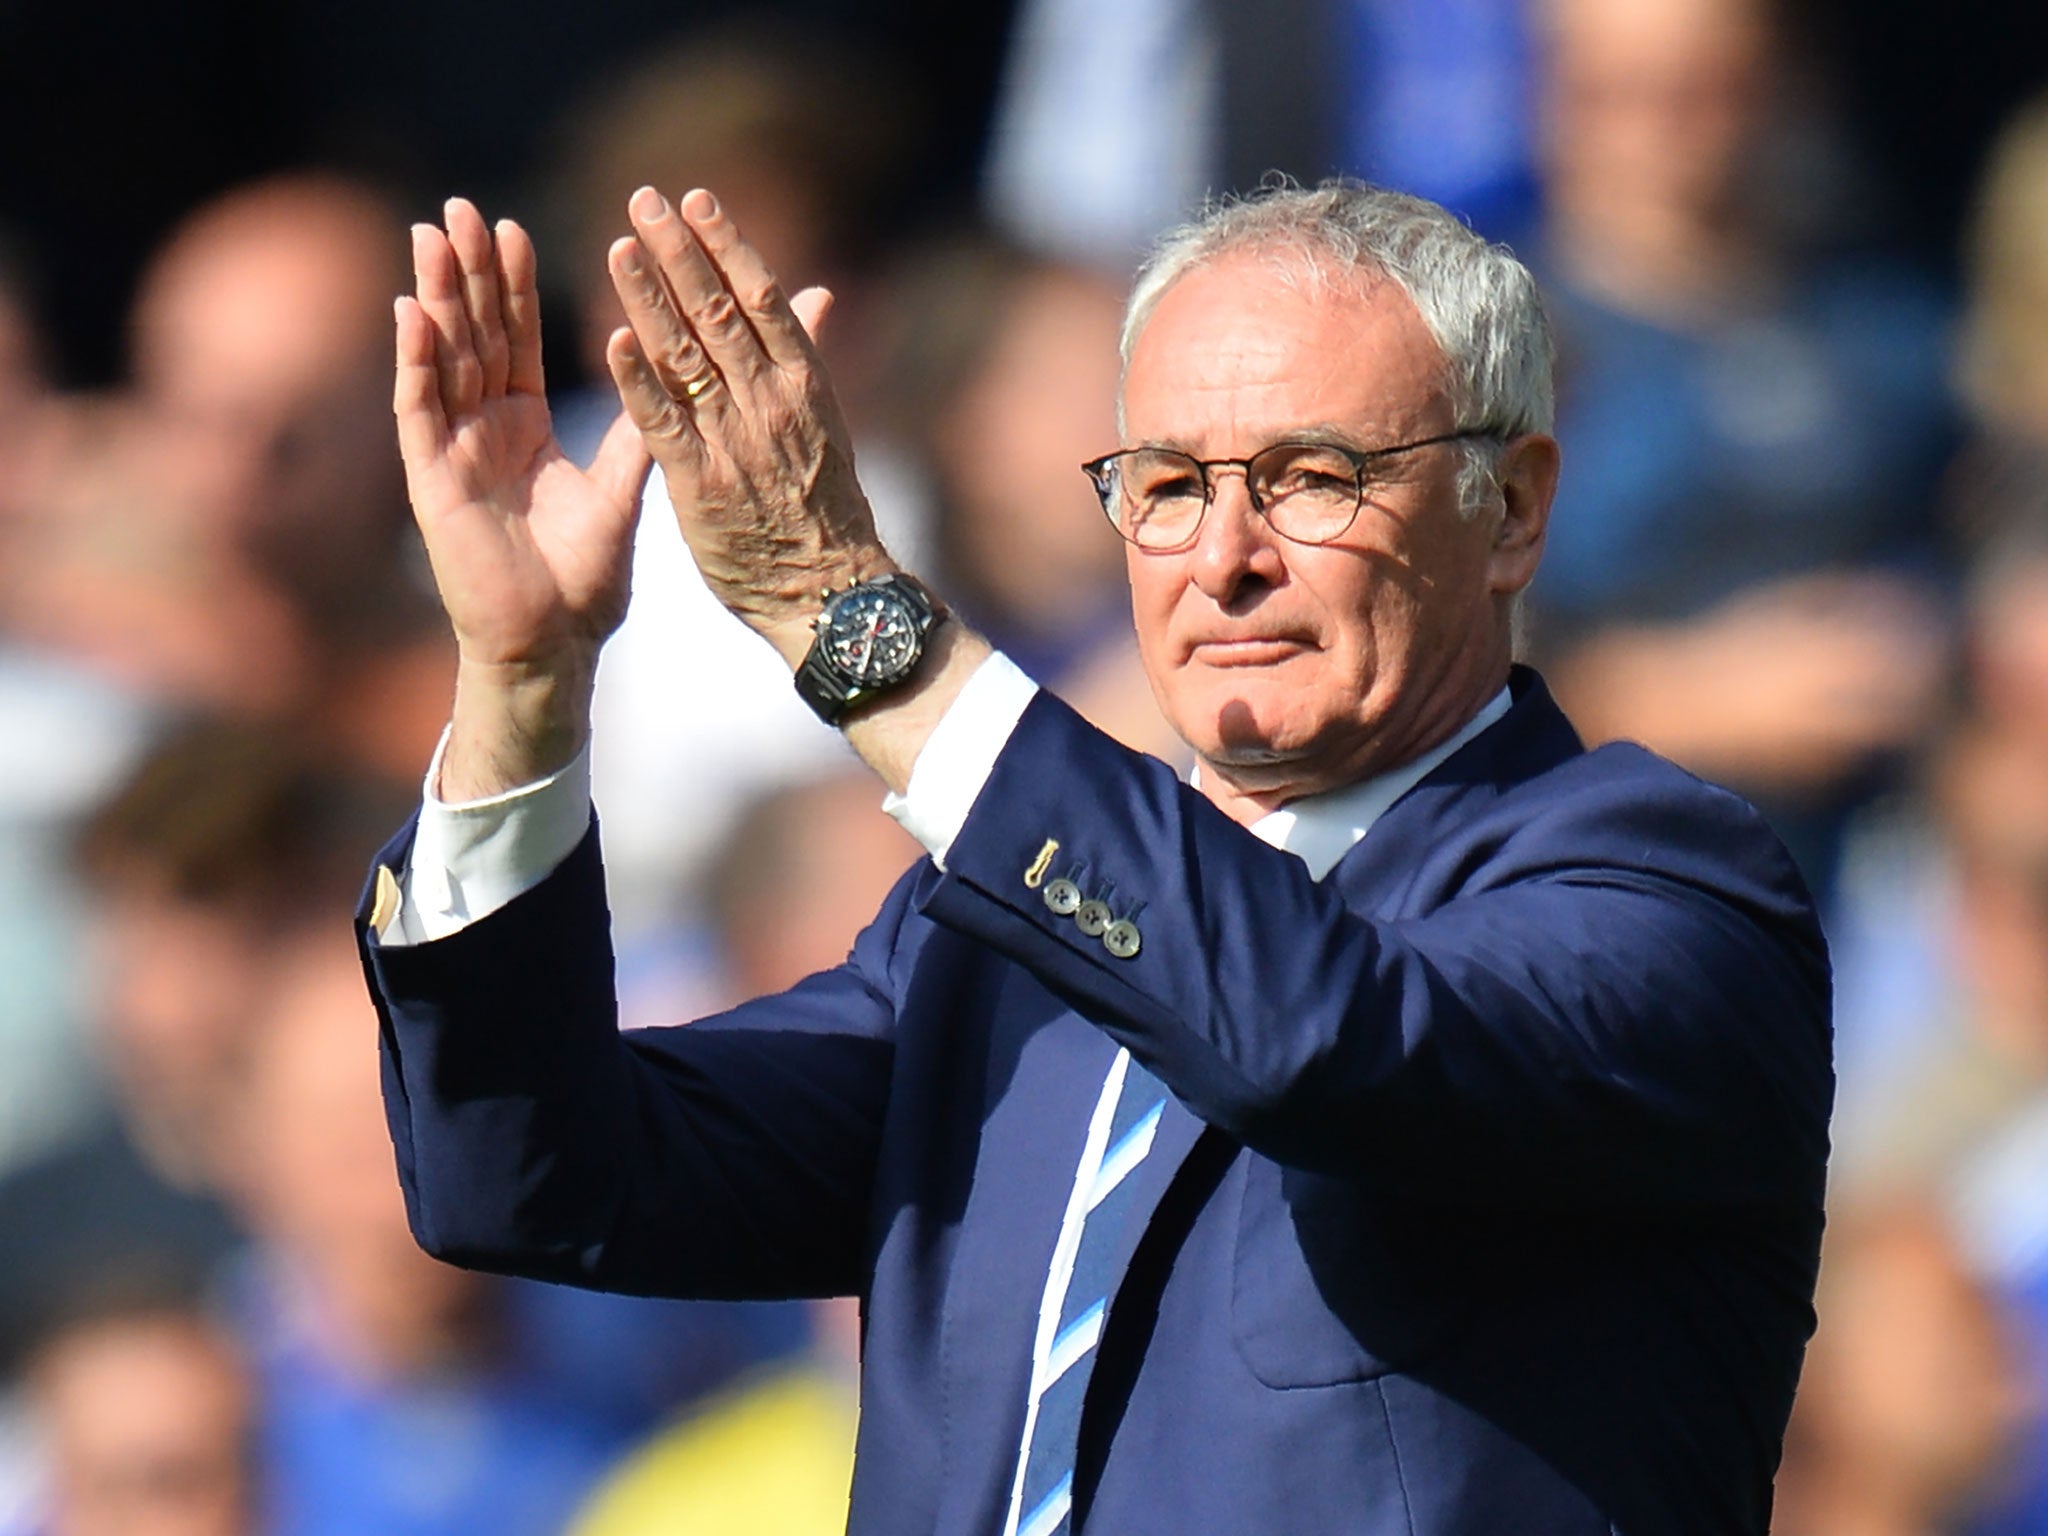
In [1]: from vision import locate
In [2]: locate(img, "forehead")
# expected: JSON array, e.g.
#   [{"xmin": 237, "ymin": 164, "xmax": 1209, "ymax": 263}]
[{"xmin": 1121, "ymin": 252, "xmax": 1447, "ymax": 448}]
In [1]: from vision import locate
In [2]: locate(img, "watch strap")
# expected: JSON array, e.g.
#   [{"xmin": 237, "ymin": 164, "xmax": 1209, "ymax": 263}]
[{"xmin": 794, "ymin": 641, "xmax": 864, "ymax": 725}]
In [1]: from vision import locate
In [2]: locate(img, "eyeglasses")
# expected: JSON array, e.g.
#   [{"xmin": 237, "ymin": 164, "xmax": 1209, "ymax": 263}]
[{"xmin": 1081, "ymin": 430, "xmax": 1495, "ymax": 553}]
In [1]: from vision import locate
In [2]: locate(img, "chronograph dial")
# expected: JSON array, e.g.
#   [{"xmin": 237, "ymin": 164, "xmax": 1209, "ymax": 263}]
[{"xmin": 793, "ymin": 575, "xmax": 946, "ymax": 724}]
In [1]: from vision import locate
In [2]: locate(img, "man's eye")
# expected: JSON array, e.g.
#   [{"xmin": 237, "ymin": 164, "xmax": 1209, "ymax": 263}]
[
  {"xmin": 1265, "ymin": 464, "xmax": 1354, "ymax": 499},
  {"xmin": 1133, "ymin": 469, "xmax": 1203, "ymax": 503},
  {"xmin": 1262, "ymin": 441, "xmax": 1360, "ymax": 488},
  {"xmin": 1275, "ymin": 468, "xmax": 1350, "ymax": 492}
]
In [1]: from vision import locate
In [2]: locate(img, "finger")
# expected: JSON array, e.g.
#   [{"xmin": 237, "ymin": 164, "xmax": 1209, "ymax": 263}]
[
  {"xmin": 605, "ymin": 323, "xmax": 706, "ymax": 469},
  {"xmin": 607, "ymin": 233, "xmax": 726, "ymax": 412},
  {"xmin": 628, "ymin": 186, "xmax": 767, "ymax": 388},
  {"xmin": 681, "ymin": 188, "xmax": 817, "ymax": 371},
  {"xmin": 392, "ymin": 295, "xmax": 451, "ymax": 473},
  {"xmin": 790, "ymin": 285, "xmax": 835, "ymax": 346},
  {"xmin": 586, "ymin": 408, "xmax": 657, "ymax": 512},
  {"xmin": 444, "ymin": 197, "xmax": 510, "ymax": 399},
  {"xmin": 411, "ymin": 222, "xmax": 482, "ymax": 418},
  {"xmin": 496, "ymin": 217, "xmax": 546, "ymax": 398}
]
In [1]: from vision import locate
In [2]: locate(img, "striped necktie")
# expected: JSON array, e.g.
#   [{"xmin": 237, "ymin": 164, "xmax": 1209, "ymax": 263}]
[{"xmin": 1004, "ymin": 1048, "xmax": 1169, "ymax": 1536}]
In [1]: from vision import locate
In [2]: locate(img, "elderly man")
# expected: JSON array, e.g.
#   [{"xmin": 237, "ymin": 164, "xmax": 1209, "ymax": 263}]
[{"xmin": 359, "ymin": 181, "xmax": 1829, "ymax": 1535}]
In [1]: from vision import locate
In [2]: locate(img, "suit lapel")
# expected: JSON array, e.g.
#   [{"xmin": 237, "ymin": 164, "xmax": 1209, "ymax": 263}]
[{"xmin": 1331, "ymin": 667, "xmax": 1585, "ymax": 911}]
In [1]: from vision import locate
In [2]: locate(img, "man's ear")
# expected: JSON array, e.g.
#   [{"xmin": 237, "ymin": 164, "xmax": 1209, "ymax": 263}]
[{"xmin": 1487, "ymin": 433, "xmax": 1560, "ymax": 596}]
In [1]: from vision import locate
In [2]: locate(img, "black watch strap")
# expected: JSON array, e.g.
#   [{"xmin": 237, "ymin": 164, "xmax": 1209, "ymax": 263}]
[{"xmin": 794, "ymin": 642, "xmax": 865, "ymax": 725}]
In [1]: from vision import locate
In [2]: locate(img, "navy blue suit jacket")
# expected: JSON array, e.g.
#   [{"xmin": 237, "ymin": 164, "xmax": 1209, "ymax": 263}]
[{"xmin": 359, "ymin": 669, "xmax": 1831, "ymax": 1535}]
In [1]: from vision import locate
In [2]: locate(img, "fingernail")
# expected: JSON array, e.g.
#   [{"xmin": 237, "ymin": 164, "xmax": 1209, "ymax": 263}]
[
  {"xmin": 630, "ymin": 185, "xmax": 666, "ymax": 222},
  {"xmin": 683, "ymin": 189, "xmax": 718, "ymax": 222},
  {"xmin": 616, "ymin": 239, "xmax": 643, "ymax": 275}
]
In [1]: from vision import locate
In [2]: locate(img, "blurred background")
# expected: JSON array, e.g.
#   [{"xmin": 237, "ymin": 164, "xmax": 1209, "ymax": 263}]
[{"xmin": 1, "ymin": 0, "xmax": 2046, "ymax": 1531}]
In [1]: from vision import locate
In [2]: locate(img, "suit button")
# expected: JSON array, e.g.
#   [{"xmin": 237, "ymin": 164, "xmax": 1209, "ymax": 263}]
[
  {"xmin": 1076, "ymin": 899, "xmax": 1112, "ymax": 937},
  {"xmin": 1103, "ymin": 920, "xmax": 1142, "ymax": 959},
  {"xmin": 1043, "ymin": 878, "xmax": 1082, "ymax": 917}
]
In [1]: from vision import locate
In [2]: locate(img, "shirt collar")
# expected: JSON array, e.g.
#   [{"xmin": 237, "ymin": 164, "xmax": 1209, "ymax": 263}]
[{"xmin": 1237, "ymin": 687, "xmax": 1512, "ymax": 881}]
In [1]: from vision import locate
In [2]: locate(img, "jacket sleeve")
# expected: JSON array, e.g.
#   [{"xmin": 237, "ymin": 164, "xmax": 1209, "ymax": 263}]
[
  {"xmin": 921, "ymin": 691, "xmax": 1832, "ymax": 1210},
  {"xmin": 358, "ymin": 815, "xmax": 903, "ymax": 1301}
]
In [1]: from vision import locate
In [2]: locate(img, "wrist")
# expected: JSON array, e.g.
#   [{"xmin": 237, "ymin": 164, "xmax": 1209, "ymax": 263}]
[
  {"xmin": 439, "ymin": 651, "xmax": 598, "ymax": 801},
  {"xmin": 756, "ymin": 555, "xmax": 905, "ymax": 670},
  {"xmin": 841, "ymin": 621, "xmax": 993, "ymax": 794}
]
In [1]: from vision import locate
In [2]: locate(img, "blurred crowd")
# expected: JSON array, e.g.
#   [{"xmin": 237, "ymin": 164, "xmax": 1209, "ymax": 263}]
[{"xmin": 0, "ymin": 0, "xmax": 2045, "ymax": 1532}]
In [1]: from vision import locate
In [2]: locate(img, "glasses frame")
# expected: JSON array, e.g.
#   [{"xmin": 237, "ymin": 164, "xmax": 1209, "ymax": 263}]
[{"xmin": 1082, "ymin": 428, "xmax": 1497, "ymax": 553}]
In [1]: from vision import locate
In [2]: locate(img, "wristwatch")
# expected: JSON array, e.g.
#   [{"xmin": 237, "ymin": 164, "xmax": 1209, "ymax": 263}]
[{"xmin": 793, "ymin": 574, "xmax": 946, "ymax": 725}]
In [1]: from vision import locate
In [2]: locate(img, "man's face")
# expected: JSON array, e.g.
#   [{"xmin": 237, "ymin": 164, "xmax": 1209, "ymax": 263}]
[{"xmin": 1121, "ymin": 253, "xmax": 1548, "ymax": 804}]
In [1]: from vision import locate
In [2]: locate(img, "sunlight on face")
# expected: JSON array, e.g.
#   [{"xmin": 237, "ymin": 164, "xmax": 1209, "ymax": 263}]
[{"xmin": 1120, "ymin": 254, "xmax": 1520, "ymax": 808}]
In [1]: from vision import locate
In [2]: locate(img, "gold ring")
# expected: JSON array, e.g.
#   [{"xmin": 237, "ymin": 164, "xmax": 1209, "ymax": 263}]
[{"xmin": 683, "ymin": 373, "xmax": 718, "ymax": 401}]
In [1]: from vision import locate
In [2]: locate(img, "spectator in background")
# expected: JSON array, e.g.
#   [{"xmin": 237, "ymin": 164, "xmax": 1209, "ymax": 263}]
[
  {"xmin": 1, "ymin": 716, "xmax": 804, "ymax": 1536},
  {"xmin": 0, "ymin": 240, "xmax": 150, "ymax": 1186},
  {"xmin": 124, "ymin": 174, "xmax": 453, "ymax": 781},
  {"xmin": 219, "ymin": 920, "xmax": 804, "ymax": 1536},
  {"xmin": 1915, "ymin": 537, "xmax": 2048, "ymax": 1536},
  {"xmin": 1772, "ymin": 1201, "xmax": 2030, "ymax": 1536},
  {"xmin": 1524, "ymin": 0, "xmax": 1956, "ymax": 902},
  {"xmin": 874, "ymin": 232, "xmax": 1176, "ymax": 758},
  {"xmin": 1816, "ymin": 530, "xmax": 2048, "ymax": 1534},
  {"xmin": 1827, "ymin": 93, "xmax": 2048, "ymax": 1212},
  {"xmin": 0, "ymin": 389, "xmax": 304, "ymax": 721},
  {"xmin": 1831, "ymin": 699, "xmax": 2048, "ymax": 1191},
  {"xmin": 9, "ymin": 1282, "xmax": 257, "ymax": 1536},
  {"xmin": 0, "ymin": 721, "xmax": 408, "ymax": 1373},
  {"xmin": 542, "ymin": 23, "xmax": 909, "ymax": 421},
  {"xmin": 0, "ymin": 176, "xmax": 439, "ymax": 735},
  {"xmin": 75, "ymin": 724, "xmax": 400, "ymax": 1188},
  {"xmin": 1949, "ymin": 91, "xmax": 2048, "ymax": 552}
]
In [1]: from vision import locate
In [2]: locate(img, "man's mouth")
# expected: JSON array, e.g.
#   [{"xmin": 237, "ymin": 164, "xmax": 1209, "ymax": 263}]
[{"xmin": 1187, "ymin": 635, "xmax": 1309, "ymax": 666}]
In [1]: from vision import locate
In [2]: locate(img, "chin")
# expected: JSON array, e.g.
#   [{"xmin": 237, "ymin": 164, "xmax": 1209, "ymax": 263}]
[
  {"xmin": 1175, "ymin": 677, "xmax": 1390, "ymax": 783},
  {"xmin": 1189, "ymin": 699, "xmax": 1327, "ymax": 767}
]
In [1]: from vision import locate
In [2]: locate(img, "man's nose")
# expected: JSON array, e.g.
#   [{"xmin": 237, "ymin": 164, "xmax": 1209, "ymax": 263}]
[{"xmin": 1187, "ymin": 471, "xmax": 1282, "ymax": 603}]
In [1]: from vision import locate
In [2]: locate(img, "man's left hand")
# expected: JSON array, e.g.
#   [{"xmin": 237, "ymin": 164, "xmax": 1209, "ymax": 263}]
[{"xmin": 603, "ymin": 185, "xmax": 894, "ymax": 666}]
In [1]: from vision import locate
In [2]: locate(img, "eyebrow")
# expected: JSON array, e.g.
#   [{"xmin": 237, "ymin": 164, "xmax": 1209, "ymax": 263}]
[{"xmin": 1132, "ymin": 424, "xmax": 1366, "ymax": 456}]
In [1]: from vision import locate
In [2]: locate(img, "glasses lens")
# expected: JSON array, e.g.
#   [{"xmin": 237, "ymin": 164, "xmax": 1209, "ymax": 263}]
[
  {"xmin": 1250, "ymin": 444, "xmax": 1362, "ymax": 543},
  {"xmin": 1110, "ymin": 448, "xmax": 1207, "ymax": 549}
]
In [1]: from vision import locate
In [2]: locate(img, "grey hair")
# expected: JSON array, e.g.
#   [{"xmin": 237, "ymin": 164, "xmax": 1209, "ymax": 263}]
[{"xmin": 1121, "ymin": 179, "xmax": 1555, "ymax": 514}]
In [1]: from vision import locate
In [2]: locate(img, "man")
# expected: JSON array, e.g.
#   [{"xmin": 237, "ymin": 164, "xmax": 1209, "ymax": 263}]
[{"xmin": 359, "ymin": 181, "xmax": 1830, "ymax": 1534}]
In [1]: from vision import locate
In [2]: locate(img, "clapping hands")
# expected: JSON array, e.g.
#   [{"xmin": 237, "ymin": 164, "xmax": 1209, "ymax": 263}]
[{"xmin": 393, "ymin": 188, "xmax": 900, "ymax": 796}]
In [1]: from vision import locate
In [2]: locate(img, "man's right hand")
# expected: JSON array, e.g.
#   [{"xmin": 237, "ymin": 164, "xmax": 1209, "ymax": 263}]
[{"xmin": 394, "ymin": 198, "xmax": 653, "ymax": 799}]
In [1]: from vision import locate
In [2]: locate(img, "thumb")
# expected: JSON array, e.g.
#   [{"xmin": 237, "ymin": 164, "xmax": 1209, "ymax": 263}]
[
  {"xmin": 588, "ymin": 409, "xmax": 656, "ymax": 511},
  {"xmin": 791, "ymin": 285, "xmax": 836, "ymax": 344}
]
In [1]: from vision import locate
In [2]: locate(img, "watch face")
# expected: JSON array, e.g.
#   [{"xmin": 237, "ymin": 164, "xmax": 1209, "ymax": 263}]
[{"xmin": 821, "ymin": 586, "xmax": 923, "ymax": 685}]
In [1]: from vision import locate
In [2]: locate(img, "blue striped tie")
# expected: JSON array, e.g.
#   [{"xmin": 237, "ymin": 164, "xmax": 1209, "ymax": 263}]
[{"xmin": 1008, "ymin": 1049, "xmax": 1168, "ymax": 1536}]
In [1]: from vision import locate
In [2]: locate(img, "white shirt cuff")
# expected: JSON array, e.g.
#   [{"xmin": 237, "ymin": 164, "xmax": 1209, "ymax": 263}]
[
  {"xmin": 380, "ymin": 730, "xmax": 594, "ymax": 947},
  {"xmin": 883, "ymin": 651, "xmax": 1039, "ymax": 869}
]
